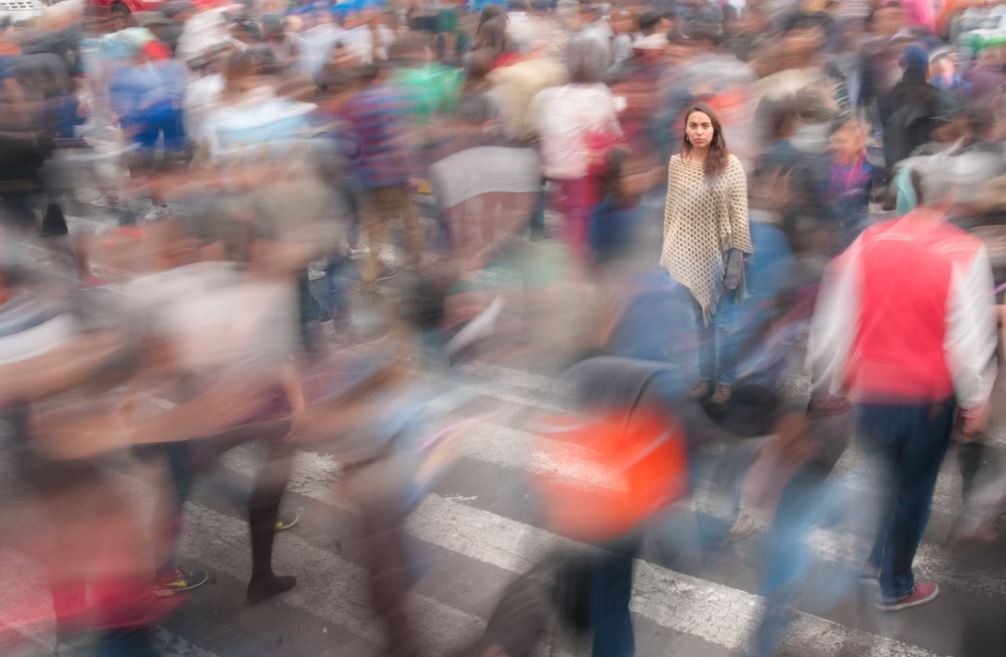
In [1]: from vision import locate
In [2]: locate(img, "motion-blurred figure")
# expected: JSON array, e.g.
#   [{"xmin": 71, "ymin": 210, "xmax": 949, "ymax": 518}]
[{"xmin": 809, "ymin": 164, "xmax": 998, "ymax": 610}]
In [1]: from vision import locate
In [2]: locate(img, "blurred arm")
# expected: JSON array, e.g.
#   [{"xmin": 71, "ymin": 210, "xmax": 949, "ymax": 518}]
[
  {"xmin": 0, "ymin": 330, "xmax": 126, "ymax": 403},
  {"xmin": 807, "ymin": 245, "xmax": 861, "ymax": 398},
  {"xmin": 946, "ymin": 245, "xmax": 998, "ymax": 414}
]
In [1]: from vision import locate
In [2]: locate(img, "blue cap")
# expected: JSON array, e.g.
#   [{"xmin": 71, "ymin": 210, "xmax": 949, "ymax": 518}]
[{"xmin": 901, "ymin": 45, "xmax": 929, "ymax": 75}]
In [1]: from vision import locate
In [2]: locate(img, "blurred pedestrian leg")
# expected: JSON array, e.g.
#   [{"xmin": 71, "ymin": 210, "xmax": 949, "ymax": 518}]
[
  {"xmin": 342, "ymin": 448, "xmax": 423, "ymax": 657},
  {"xmin": 590, "ymin": 539, "xmax": 639, "ymax": 657},
  {"xmin": 859, "ymin": 400, "xmax": 954, "ymax": 604}
]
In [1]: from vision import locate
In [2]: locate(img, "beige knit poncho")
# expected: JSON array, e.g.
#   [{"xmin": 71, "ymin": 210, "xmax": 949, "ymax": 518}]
[{"xmin": 660, "ymin": 153, "xmax": 753, "ymax": 324}]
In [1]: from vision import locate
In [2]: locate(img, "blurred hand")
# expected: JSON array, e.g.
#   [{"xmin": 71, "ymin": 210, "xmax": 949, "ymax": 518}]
[
  {"xmin": 959, "ymin": 402, "xmax": 989, "ymax": 441},
  {"xmin": 724, "ymin": 248, "xmax": 743, "ymax": 291}
]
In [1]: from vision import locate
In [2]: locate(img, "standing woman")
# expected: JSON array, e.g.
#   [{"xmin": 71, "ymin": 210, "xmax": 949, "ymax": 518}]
[{"xmin": 661, "ymin": 103, "xmax": 752, "ymax": 405}]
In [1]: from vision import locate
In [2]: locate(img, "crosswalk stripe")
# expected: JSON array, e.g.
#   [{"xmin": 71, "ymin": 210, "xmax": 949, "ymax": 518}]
[
  {"xmin": 154, "ymin": 474, "xmax": 485, "ymax": 655},
  {"xmin": 428, "ymin": 413, "xmax": 1006, "ymax": 601},
  {"xmin": 693, "ymin": 491, "xmax": 1006, "ymax": 600},
  {"xmin": 7, "ymin": 222, "xmax": 991, "ymax": 656},
  {"xmin": 222, "ymin": 446, "xmax": 949, "ymax": 656}
]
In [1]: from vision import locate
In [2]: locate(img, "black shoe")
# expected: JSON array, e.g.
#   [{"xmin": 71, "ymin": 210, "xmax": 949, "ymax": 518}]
[{"xmin": 247, "ymin": 575, "xmax": 297, "ymax": 605}]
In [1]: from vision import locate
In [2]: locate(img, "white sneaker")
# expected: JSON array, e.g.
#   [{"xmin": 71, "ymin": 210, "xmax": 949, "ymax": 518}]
[{"xmin": 348, "ymin": 245, "xmax": 370, "ymax": 260}]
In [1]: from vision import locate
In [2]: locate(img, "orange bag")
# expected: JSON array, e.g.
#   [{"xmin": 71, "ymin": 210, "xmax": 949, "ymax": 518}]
[{"xmin": 536, "ymin": 410, "xmax": 688, "ymax": 542}]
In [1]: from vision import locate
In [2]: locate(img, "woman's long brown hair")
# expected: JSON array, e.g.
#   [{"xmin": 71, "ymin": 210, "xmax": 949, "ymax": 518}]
[{"xmin": 681, "ymin": 102, "xmax": 730, "ymax": 181}]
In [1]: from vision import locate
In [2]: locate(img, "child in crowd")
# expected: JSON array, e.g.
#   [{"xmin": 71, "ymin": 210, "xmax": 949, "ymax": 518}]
[{"xmin": 826, "ymin": 118, "xmax": 874, "ymax": 245}]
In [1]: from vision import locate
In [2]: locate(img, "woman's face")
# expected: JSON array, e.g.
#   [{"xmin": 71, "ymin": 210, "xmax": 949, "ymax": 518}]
[{"xmin": 685, "ymin": 110, "xmax": 715, "ymax": 149}]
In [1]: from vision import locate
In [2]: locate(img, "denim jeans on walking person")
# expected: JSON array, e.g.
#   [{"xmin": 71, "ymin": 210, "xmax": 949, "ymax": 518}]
[
  {"xmin": 858, "ymin": 399, "xmax": 955, "ymax": 601},
  {"xmin": 695, "ymin": 288, "xmax": 739, "ymax": 386},
  {"xmin": 590, "ymin": 538, "xmax": 640, "ymax": 657}
]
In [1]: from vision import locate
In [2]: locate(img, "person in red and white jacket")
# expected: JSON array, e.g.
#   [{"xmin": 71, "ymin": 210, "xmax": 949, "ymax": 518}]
[{"xmin": 809, "ymin": 164, "xmax": 998, "ymax": 612}]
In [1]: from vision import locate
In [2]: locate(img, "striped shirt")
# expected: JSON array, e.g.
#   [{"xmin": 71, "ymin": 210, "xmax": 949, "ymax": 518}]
[{"xmin": 342, "ymin": 84, "xmax": 416, "ymax": 189}]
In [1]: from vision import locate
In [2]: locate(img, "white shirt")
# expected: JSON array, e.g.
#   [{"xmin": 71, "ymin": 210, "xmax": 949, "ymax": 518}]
[
  {"xmin": 339, "ymin": 24, "xmax": 395, "ymax": 65},
  {"xmin": 530, "ymin": 83, "xmax": 621, "ymax": 180},
  {"xmin": 183, "ymin": 72, "xmax": 224, "ymax": 149}
]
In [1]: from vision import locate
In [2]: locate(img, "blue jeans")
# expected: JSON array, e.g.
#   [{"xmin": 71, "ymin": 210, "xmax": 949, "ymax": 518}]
[
  {"xmin": 858, "ymin": 399, "xmax": 955, "ymax": 600},
  {"xmin": 695, "ymin": 289, "xmax": 739, "ymax": 386},
  {"xmin": 308, "ymin": 257, "xmax": 351, "ymax": 324},
  {"xmin": 590, "ymin": 539, "xmax": 639, "ymax": 657}
]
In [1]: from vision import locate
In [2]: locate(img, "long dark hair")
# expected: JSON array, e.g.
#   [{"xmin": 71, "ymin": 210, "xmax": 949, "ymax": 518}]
[{"xmin": 681, "ymin": 102, "xmax": 729, "ymax": 180}]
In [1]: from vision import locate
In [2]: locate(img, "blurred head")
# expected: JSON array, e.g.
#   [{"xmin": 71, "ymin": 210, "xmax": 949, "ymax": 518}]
[
  {"xmin": 389, "ymin": 31, "xmax": 433, "ymax": 66},
  {"xmin": 365, "ymin": 9, "xmax": 383, "ymax": 29},
  {"xmin": 766, "ymin": 97, "xmax": 798, "ymax": 142},
  {"xmin": 681, "ymin": 19, "xmax": 722, "ymax": 52},
  {"xmin": 916, "ymin": 162, "xmax": 957, "ymax": 211},
  {"xmin": 633, "ymin": 33, "xmax": 668, "ymax": 62},
  {"xmin": 231, "ymin": 19, "xmax": 262, "ymax": 45},
  {"xmin": 779, "ymin": 15, "xmax": 825, "ymax": 63},
  {"xmin": 566, "ymin": 36, "xmax": 609, "ymax": 84},
  {"xmin": 794, "ymin": 85, "xmax": 838, "ymax": 125},
  {"xmin": 262, "ymin": 14, "xmax": 286, "ymax": 40},
  {"xmin": 868, "ymin": 3, "xmax": 905, "ymax": 37},
  {"xmin": 223, "ymin": 49, "xmax": 255, "ymax": 92},
  {"xmin": 830, "ymin": 119, "xmax": 866, "ymax": 164},
  {"xmin": 478, "ymin": 4, "xmax": 507, "ymax": 32},
  {"xmin": 473, "ymin": 17, "xmax": 510, "ymax": 54},
  {"xmin": 664, "ymin": 28, "xmax": 692, "ymax": 66},
  {"xmin": 579, "ymin": 3, "xmax": 602, "ymax": 25},
  {"xmin": 637, "ymin": 10, "xmax": 661, "ymax": 36},
  {"xmin": 929, "ymin": 50, "xmax": 956, "ymax": 80},
  {"xmin": 164, "ymin": 0, "xmax": 195, "ymax": 21},
  {"xmin": 959, "ymin": 101, "xmax": 996, "ymax": 145},
  {"xmin": 611, "ymin": 9, "xmax": 636, "ymax": 35},
  {"xmin": 901, "ymin": 44, "xmax": 929, "ymax": 80},
  {"xmin": 834, "ymin": 15, "xmax": 865, "ymax": 52}
]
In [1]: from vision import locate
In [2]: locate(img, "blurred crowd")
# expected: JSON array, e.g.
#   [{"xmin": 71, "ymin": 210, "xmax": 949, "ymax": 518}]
[{"xmin": 3, "ymin": 0, "xmax": 1006, "ymax": 655}]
